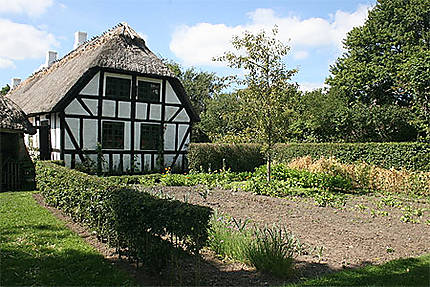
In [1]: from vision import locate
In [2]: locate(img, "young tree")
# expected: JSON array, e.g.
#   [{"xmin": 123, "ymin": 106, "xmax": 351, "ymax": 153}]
[{"xmin": 215, "ymin": 27, "xmax": 298, "ymax": 181}]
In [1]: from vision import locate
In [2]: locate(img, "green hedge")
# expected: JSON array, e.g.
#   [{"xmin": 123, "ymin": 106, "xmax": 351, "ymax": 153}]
[
  {"xmin": 188, "ymin": 142, "xmax": 430, "ymax": 172},
  {"xmin": 35, "ymin": 161, "xmax": 212, "ymax": 270},
  {"xmin": 188, "ymin": 143, "xmax": 265, "ymax": 172},
  {"xmin": 273, "ymin": 142, "xmax": 430, "ymax": 171}
]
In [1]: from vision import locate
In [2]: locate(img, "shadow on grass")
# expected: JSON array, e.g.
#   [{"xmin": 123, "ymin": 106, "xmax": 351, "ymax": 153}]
[
  {"xmin": 1, "ymin": 248, "xmax": 132, "ymax": 286},
  {"xmin": 290, "ymin": 255, "xmax": 430, "ymax": 287}
]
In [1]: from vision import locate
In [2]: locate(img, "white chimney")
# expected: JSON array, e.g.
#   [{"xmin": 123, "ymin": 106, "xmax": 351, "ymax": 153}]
[
  {"xmin": 45, "ymin": 50, "xmax": 57, "ymax": 67},
  {"xmin": 11, "ymin": 78, "xmax": 21, "ymax": 89},
  {"xmin": 74, "ymin": 31, "xmax": 87, "ymax": 49}
]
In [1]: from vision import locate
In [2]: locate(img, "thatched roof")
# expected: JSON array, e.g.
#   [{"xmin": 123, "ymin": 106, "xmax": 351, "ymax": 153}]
[
  {"xmin": 0, "ymin": 96, "xmax": 36, "ymax": 134},
  {"xmin": 7, "ymin": 23, "xmax": 198, "ymax": 121}
]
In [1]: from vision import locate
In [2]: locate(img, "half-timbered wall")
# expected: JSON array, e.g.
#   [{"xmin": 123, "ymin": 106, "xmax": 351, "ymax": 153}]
[{"xmin": 61, "ymin": 70, "xmax": 192, "ymax": 173}]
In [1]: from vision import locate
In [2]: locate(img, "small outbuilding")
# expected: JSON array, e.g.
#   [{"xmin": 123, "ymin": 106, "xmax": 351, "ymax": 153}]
[{"xmin": 0, "ymin": 96, "xmax": 36, "ymax": 191}]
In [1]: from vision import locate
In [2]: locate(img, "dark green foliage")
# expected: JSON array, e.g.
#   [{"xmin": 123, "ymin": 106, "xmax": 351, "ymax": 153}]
[
  {"xmin": 1, "ymin": 84, "xmax": 10, "ymax": 96},
  {"xmin": 35, "ymin": 162, "xmax": 212, "ymax": 271},
  {"xmin": 273, "ymin": 142, "xmax": 430, "ymax": 171},
  {"xmin": 254, "ymin": 164, "xmax": 352, "ymax": 192},
  {"xmin": 188, "ymin": 143, "xmax": 265, "ymax": 172},
  {"xmin": 188, "ymin": 142, "xmax": 430, "ymax": 172}
]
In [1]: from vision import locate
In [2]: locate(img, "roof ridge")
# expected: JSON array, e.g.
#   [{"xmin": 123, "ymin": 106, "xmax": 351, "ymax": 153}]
[{"xmin": 12, "ymin": 22, "xmax": 143, "ymax": 92}]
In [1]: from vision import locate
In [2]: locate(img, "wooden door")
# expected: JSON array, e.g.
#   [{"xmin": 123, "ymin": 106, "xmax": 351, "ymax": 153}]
[{"xmin": 39, "ymin": 121, "xmax": 50, "ymax": 160}]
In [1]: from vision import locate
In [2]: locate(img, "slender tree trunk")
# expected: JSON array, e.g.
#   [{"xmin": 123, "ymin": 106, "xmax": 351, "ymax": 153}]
[{"xmin": 267, "ymin": 151, "xmax": 272, "ymax": 182}]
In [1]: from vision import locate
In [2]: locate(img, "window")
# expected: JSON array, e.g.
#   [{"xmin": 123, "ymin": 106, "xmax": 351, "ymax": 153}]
[
  {"xmin": 102, "ymin": 121, "xmax": 124, "ymax": 149},
  {"xmin": 105, "ymin": 76, "xmax": 131, "ymax": 100},
  {"xmin": 138, "ymin": 81, "xmax": 160, "ymax": 102},
  {"xmin": 140, "ymin": 124, "xmax": 162, "ymax": 150}
]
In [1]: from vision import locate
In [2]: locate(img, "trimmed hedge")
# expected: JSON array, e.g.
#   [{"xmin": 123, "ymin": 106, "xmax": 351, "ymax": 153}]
[
  {"xmin": 35, "ymin": 161, "xmax": 212, "ymax": 270},
  {"xmin": 188, "ymin": 143, "xmax": 265, "ymax": 172},
  {"xmin": 273, "ymin": 142, "xmax": 430, "ymax": 171},
  {"xmin": 188, "ymin": 142, "xmax": 430, "ymax": 172}
]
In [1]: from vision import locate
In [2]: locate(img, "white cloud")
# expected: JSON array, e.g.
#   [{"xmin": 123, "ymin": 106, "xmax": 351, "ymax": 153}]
[
  {"xmin": 0, "ymin": 18, "xmax": 58, "ymax": 69},
  {"xmin": 293, "ymin": 50, "xmax": 309, "ymax": 60},
  {"xmin": 0, "ymin": 58, "xmax": 15, "ymax": 69},
  {"xmin": 298, "ymin": 82, "xmax": 328, "ymax": 92},
  {"xmin": 0, "ymin": 0, "xmax": 54, "ymax": 17},
  {"xmin": 170, "ymin": 5, "xmax": 370, "ymax": 66}
]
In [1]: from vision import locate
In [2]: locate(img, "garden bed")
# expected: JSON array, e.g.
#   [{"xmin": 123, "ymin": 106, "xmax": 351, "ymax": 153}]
[{"xmin": 146, "ymin": 186, "xmax": 430, "ymax": 279}]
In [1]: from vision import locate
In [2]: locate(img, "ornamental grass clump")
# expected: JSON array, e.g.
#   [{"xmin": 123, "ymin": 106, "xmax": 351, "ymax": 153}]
[
  {"xmin": 208, "ymin": 212, "xmax": 303, "ymax": 278},
  {"xmin": 245, "ymin": 225, "xmax": 302, "ymax": 278}
]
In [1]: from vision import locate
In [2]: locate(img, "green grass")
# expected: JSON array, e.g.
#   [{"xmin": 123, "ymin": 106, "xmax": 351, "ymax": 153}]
[
  {"xmin": 0, "ymin": 191, "xmax": 134, "ymax": 286},
  {"xmin": 287, "ymin": 253, "xmax": 430, "ymax": 286}
]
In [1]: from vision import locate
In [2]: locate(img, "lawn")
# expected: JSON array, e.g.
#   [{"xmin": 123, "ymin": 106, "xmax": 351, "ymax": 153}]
[
  {"xmin": 0, "ymin": 191, "xmax": 133, "ymax": 286},
  {"xmin": 288, "ymin": 253, "xmax": 430, "ymax": 286}
]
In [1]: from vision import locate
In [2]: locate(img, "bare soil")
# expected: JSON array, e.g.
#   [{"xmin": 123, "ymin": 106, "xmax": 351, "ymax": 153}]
[{"xmin": 33, "ymin": 187, "xmax": 430, "ymax": 286}]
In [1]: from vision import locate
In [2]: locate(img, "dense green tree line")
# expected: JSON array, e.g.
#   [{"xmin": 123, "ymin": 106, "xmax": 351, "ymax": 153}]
[{"xmin": 170, "ymin": 0, "xmax": 428, "ymax": 144}]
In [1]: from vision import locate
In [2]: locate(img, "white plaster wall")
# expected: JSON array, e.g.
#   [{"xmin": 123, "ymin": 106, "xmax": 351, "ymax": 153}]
[
  {"xmin": 65, "ymin": 154, "xmax": 71, "ymax": 168},
  {"xmin": 64, "ymin": 118, "xmax": 80, "ymax": 149},
  {"xmin": 102, "ymin": 100, "xmax": 115, "ymax": 117},
  {"xmin": 175, "ymin": 109, "xmax": 190, "ymax": 122},
  {"xmin": 164, "ymin": 154, "xmax": 175, "ymax": 167},
  {"xmin": 119, "ymin": 101, "xmax": 130, "ymax": 118},
  {"xmin": 82, "ymin": 119, "xmax": 97, "ymax": 150},
  {"xmin": 80, "ymin": 72, "xmax": 99, "ymax": 96},
  {"xmin": 165, "ymin": 81, "xmax": 181, "ymax": 104},
  {"xmin": 164, "ymin": 124, "xmax": 175, "ymax": 151},
  {"xmin": 134, "ymin": 154, "xmax": 142, "ymax": 172},
  {"xmin": 164, "ymin": 106, "xmax": 179, "ymax": 121},
  {"xmin": 149, "ymin": 104, "xmax": 161, "ymax": 120},
  {"xmin": 136, "ymin": 102, "xmax": 147, "ymax": 120},
  {"xmin": 112, "ymin": 154, "xmax": 121, "ymax": 172},
  {"xmin": 143, "ymin": 154, "xmax": 151, "ymax": 171},
  {"xmin": 178, "ymin": 124, "xmax": 190, "ymax": 151},
  {"xmin": 82, "ymin": 98, "xmax": 98, "ymax": 115},
  {"xmin": 123, "ymin": 154, "xmax": 130, "ymax": 172},
  {"xmin": 65, "ymin": 99, "xmax": 89, "ymax": 115}
]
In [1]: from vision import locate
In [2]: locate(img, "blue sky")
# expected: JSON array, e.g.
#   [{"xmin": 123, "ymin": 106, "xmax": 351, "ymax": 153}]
[{"xmin": 0, "ymin": 0, "xmax": 375, "ymax": 92}]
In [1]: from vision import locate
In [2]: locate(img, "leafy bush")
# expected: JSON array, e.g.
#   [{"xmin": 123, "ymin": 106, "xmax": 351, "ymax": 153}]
[
  {"xmin": 188, "ymin": 143, "xmax": 265, "ymax": 172},
  {"xmin": 254, "ymin": 164, "xmax": 352, "ymax": 192},
  {"xmin": 188, "ymin": 142, "xmax": 430, "ymax": 172},
  {"xmin": 288, "ymin": 157, "xmax": 430, "ymax": 196},
  {"xmin": 35, "ymin": 161, "xmax": 212, "ymax": 271}
]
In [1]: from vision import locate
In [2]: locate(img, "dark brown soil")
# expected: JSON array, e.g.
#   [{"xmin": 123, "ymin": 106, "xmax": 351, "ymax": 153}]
[{"xmin": 33, "ymin": 187, "xmax": 430, "ymax": 286}]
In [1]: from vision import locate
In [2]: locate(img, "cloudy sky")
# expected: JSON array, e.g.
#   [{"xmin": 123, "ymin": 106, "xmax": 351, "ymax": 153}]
[{"xmin": 0, "ymin": 0, "xmax": 375, "ymax": 92}]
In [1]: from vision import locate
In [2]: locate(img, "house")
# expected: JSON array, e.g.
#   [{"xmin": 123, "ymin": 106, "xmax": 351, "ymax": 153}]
[
  {"xmin": 0, "ymin": 96, "xmax": 36, "ymax": 191},
  {"xmin": 7, "ymin": 23, "xmax": 198, "ymax": 174}
]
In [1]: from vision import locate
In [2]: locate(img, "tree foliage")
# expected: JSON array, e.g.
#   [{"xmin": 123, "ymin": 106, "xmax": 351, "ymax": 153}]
[
  {"xmin": 1, "ymin": 84, "xmax": 10, "ymax": 96},
  {"xmin": 327, "ymin": 0, "xmax": 430, "ymax": 106},
  {"xmin": 214, "ymin": 27, "xmax": 298, "ymax": 180}
]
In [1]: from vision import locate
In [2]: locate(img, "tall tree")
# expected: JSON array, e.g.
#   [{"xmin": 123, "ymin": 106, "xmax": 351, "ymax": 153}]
[
  {"xmin": 165, "ymin": 60, "xmax": 227, "ymax": 142},
  {"xmin": 215, "ymin": 27, "xmax": 298, "ymax": 180},
  {"xmin": 1, "ymin": 84, "xmax": 10, "ymax": 96},
  {"xmin": 327, "ymin": 0, "xmax": 430, "ymax": 106}
]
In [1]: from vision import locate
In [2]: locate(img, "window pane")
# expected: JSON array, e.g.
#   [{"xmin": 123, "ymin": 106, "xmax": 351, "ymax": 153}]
[
  {"xmin": 106, "ymin": 77, "xmax": 131, "ymax": 100},
  {"xmin": 140, "ymin": 124, "xmax": 161, "ymax": 150},
  {"xmin": 102, "ymin": 121, "xmax": 124, "ymax": 149},
  {"xmin": 138, "ymin": 81, "xmax": 160, "ymax": 102}
]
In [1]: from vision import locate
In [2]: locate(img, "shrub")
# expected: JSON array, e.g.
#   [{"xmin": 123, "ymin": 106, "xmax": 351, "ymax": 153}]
[
  {"xmin": 35, "ymin": 161, "xmax": 212, "ymax": 271},
  {"xmin": 288, "ymin": 157, "xmax": 430, "ymax": 196},
  {"xmin": 188, "ymin": 142, "xmax": 430, "ymax": 172},
  {"xmin": 188, "ymin": 143, "xmax": 265, "ymax": 172}
]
